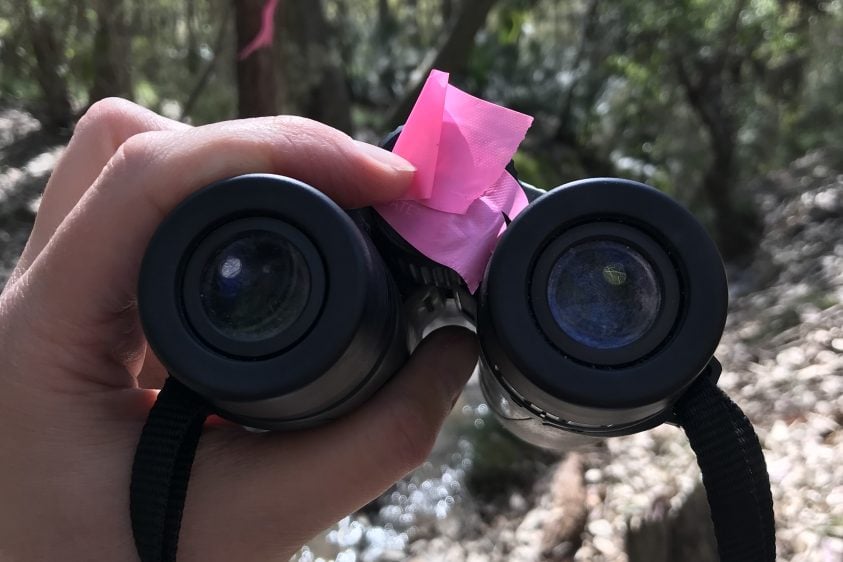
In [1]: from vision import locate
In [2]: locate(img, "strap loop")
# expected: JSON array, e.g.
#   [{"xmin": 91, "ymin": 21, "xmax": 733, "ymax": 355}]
[
  {"xmin": 676, "ymin": 375, "xmax": 776, "ymax": 562},
  {"xmin": 130, "ymin": 378, "xmax": 210, "ymax": 562}
]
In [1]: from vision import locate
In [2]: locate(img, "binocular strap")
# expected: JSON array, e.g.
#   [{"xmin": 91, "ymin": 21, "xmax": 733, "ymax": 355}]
[
  {"xmin": 674, "ymin": 376, "xmax": 776, "ymax": 562},
  {"xmin": 129, "ymin": 376, "xmax": 775, "ymax": 562},
  {"xmin": 130, "ymin": 377, "xmax": 210, "ymax": 562}
]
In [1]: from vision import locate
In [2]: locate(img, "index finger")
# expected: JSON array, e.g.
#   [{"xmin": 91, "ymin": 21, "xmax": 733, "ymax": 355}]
[{"xmin": 18, "ymin": 116, "xmax": 414, "ymax": 385}]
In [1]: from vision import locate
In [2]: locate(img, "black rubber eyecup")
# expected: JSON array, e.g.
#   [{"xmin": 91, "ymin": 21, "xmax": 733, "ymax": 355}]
[
  {"xmin": 480, "ymin": 177, "xmax": 728, "ymax": 425},
  {"xmin": 138, "ymin": 174, "xmax": 374, "ymax": 403}
]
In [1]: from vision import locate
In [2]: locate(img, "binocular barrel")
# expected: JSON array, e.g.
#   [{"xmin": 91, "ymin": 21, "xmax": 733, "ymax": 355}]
[
  {"xmin": 139, "ymin": 175, "xmax": 408, "ymax": 429},
  {"xmin": 479, "ymin": 178, "xmax": 727, "ymax": 448},
  {"xmin": 138, "ymin": 173, "xmax": 728, "ymax": 448}
]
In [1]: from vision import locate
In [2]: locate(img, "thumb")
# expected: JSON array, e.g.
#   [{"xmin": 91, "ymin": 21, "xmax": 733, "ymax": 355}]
[{"xmin": 180, "ymin": 327, "xmax": 479, "ymax": 561}]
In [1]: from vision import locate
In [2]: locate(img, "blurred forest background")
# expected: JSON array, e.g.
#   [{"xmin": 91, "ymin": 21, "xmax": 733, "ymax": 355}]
[
  {"xmin": 2, "ymin": 0, "xmax": 843, "ymax": 260},
  {"xmin": 1, "ymin": 2, "xmax": 843, "ymax": 562}
]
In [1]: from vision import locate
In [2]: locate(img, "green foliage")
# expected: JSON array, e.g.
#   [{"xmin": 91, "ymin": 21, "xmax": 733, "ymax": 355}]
[
  {"xmin": 2, "ymin": 0, "xmax": 842, "ymax": 243},
  {"xmin": 1, "ymin": 0, "xmax": 236, "ymax": 122}
]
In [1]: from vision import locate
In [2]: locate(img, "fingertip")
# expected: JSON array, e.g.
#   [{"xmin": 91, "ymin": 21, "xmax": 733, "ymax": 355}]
[
  {"xmin": 409, "ymin": 326, "xmax": 479, "ymax": 398},
  {"xmin": 352, "ymin": 140, "xmax": 416, "ymax": 173},
  {"xmin": 350, "ymin": 140, "xmax": 416, "ymax": 204}
]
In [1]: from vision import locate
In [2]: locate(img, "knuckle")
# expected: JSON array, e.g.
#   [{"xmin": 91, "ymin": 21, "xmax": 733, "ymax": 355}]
[
  {"xmin": 272, "ymin": 114, "xmax": 322, "ymax": 131},
  {"xmin": 110, "ymin": 130, "xmax": 165, "ymax": 175},
  {"xmin": 76, "ymin": 97, "xmax": 137, "ymax": 136},
  {"xmin": 273, "ymin": 115, "xmax": 348, "ymax": 146},
  {"xmin": 269, "ymin": 116, "xmax": 359, "ymax": 201}
]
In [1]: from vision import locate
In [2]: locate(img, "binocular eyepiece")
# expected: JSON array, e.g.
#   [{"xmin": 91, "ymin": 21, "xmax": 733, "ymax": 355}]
[{"xmin": 139, "ymin": 171, "xmax": 727, "ymax": 449}]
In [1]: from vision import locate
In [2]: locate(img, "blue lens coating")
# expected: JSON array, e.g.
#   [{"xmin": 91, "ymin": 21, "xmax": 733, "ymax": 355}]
[
  {"xmin": 547, "ymin": 240, "xmax": 661, "ymax": 350},
  {"xmin": 199, "ymin": 230, "xmax": 310, "ymax": 341}
]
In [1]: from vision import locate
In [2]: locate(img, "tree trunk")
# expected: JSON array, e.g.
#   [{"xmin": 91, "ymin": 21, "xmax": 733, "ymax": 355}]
[
  {"xmin": 333, "ymin": 0, "xmax": 352, "ymax": 68},
  {"xmin": 552, "ymin": 0, "xmax": 614, "ymax": 177},
  {"xmin": 21, "ymin": 2, "xmax": 73, "ymax": 132},
  {"xmin": 182, "ymin": 4, "xmax": 232, "ymax": 120},
  {"xmin": 675, "ymin": 58, "xmax": 762, "ymax": 261},
  {"xmin": 669, "ymin": 0, "xmax": 761, "ymax": 261},
  {"xmin": 186, "ymin": 0, "xmax": 200, "ymax": 74},
  {"xmin": 376, "ymin": 0, "xmax": 395, "ymax": 39},
  {"xmin": 387, "ymin": 0, "xmax": 498, "ymax": 128},
  {"xmin": 701, "ymin": 125, "xmax": 761, "ymax": 262},
  {"xmin": 235, "ymin": 0, "xmax": 278, "ymax": 117},
  {"xmin": 442, "ymin": 0, "xmax": 454, "ymax": 26},
  {"xmin": 88, "ymin": 0, "xmax": 134, "ymax": 103},
  {"xmin": 275, "ymin": 0, "xmax": 352, "ymax": 133},
  {"xmin": 375, "ymin": 0, "xmax": 397, "ymax": 97}
]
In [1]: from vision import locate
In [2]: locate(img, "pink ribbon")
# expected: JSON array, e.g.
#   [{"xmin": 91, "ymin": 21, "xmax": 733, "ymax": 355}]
[
  {"xmin": 375, "ymin": 70, "xmax": 534, "ymax": 292},
  {"xmin": 238, "ymin": 0, "xmax": 280, "ymax": 60}
]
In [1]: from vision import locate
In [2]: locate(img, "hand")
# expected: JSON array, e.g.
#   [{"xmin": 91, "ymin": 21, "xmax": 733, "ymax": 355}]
[{"xmin": 0, "ymin": 99, "xmax": 478, "ymax": 561}]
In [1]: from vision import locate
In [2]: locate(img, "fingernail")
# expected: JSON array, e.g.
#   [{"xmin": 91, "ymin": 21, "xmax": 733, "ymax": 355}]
[{"xmin": 353, "ymin": 140, "xmax": 416, "ymax": 173}]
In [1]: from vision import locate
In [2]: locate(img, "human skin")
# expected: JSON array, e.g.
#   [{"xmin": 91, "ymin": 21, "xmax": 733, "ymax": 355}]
[{"xmin": 0, "ymin": 98, "xmax": 478, "ymax": 561}]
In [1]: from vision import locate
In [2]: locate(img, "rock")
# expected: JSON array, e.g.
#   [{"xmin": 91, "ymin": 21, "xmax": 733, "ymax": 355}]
[{"xmin": 539, "ymin": 454, "xmax": 588, "ymax": 561}]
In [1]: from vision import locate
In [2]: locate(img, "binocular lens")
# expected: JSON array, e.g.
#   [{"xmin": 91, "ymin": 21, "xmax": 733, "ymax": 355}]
[
  {"xmin": 547, "ymin": 240, "xmax": 661, "ymax": 350},
  {"xmin": 198, "ymin": 230, "xmax": 311, "ymax": 342}
]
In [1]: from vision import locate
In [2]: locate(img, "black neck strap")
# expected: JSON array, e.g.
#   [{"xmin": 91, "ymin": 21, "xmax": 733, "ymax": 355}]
[
  {"xmin": 130, "ymin": 378, "xmax": 210, "ymax": 562},
  {"xmin": 675, "ymin": 376, "xmax": 776, "ymax": 562},
  {"xmin": 130, "ymin": 375, "xmax": 775, "ymax": 562}
]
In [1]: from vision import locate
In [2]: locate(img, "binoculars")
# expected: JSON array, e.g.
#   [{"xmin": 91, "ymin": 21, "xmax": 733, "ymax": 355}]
[
  {"xmin": 131, "ymin": 132, "xmax": 773, "ymax": 562},
  {"xmin": 138, "ymin": 142, "xmax": 727, "ymax": 452}
]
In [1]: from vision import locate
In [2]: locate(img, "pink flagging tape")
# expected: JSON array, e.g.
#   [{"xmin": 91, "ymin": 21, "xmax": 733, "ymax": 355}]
[
  {"xmin": 376, "ymin": 70, "xmax": 534, "ymax": 292},
  {"xmin": 238, "ymin": 0, "xmax": 280, "ymax": 60}
]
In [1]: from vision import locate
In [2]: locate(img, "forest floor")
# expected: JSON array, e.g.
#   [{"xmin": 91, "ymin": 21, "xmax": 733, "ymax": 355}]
[{"xmin": 1, "ymin": 109, "xmax": 840, "ymax": 562}]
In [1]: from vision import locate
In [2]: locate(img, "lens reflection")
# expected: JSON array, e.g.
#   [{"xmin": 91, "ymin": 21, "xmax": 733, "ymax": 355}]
[
  {"xmin": 547, "ymin": 240, "xmax": 661, "ymax": 349},
  {"xmin": 199, "ymin": 230, "xmax": 310, "ymax": 341}
]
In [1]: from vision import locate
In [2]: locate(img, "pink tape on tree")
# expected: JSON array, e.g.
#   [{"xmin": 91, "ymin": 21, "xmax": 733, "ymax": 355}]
[
  {"xmin": 239, "ymin": 0, "xmax": 280, "ymax": 60},
  {"xmin": 375, "ymin": 70, "xmax": 534, "ymax": 292}
]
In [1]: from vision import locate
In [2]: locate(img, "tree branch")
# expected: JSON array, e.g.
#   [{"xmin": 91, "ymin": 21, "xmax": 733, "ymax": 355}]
[
  {"xmin": 386, "ymin": 0, "xmax": 497, "ymax": 128},
  {"xmin": 180, "ymin": 2, "xmax": 232, "ymax": 121},
  {"xmin": 555, "ymin": 0, "xmax": 600, "ymax": 141}
]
